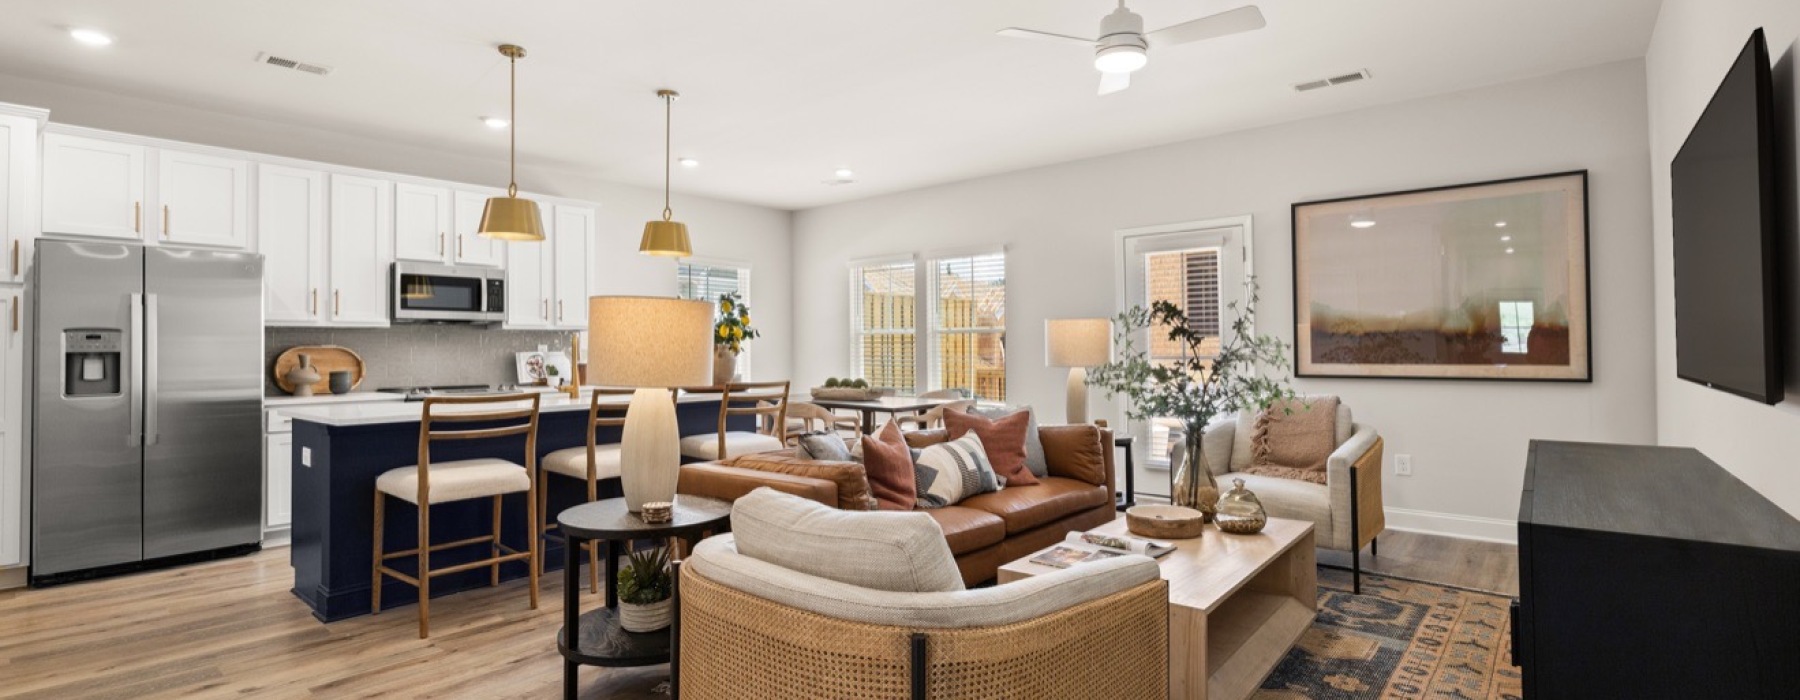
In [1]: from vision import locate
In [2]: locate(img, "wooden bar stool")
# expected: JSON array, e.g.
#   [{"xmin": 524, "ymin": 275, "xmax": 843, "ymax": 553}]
[
  {"xmin": 678, "ymin": 381, "xmax": 791, "ymax": 461},
  {"xmin": 538, "ymin": 388, "xmax": 632, "ymax": 594},
  {"xmin": 372, "ymin": 393, "xmax": 542, "ymax": 638}
]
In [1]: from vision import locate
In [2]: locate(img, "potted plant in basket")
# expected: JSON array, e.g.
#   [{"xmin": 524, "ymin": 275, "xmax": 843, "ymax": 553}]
[
  {"xmin": 1086, "ymin": 283, "xmax": 1296, "ymax": 514},
  {"xmin": 712, "ymin": 292, "xmax": 759, "ymax": 385},
  {"xmin": 617, "ymin": 546, "xmax": 673, "ymax": 633}
]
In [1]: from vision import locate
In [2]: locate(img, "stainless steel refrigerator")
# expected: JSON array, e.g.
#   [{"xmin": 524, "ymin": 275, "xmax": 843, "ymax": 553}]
[{"xmin": 30, "ymin": 240, "xmax": 264, "ymax": 583}]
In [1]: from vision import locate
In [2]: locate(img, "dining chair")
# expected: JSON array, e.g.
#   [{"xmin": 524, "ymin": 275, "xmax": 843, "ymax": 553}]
[
  {"xmin": 679, "ymin": 381, "xmax": 791, "ymax": 461},
  {"xmin": 783, "ymin": 401, "xmax": 861, "ymax": 444},
  {"xmin": 896, "ymin": 398, "xmax": 976, "ymax": 431}
]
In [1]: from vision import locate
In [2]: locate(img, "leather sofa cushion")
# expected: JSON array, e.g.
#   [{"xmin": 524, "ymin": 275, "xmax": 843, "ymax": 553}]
[
  {"xmin": 922, "ymin": 506, "xmax": 1007, "ymax": 554},
  {"xmin": 723, "ymin": 452, "xmax": 877, "ymax": 511},
  {"xmin": 1039, "ymin": 425, "xmax": 1107, "ymax": 486},
  {"xmin": 957, "ymin": 477, "xmax": 1110, "ymax": 534},
  {"xmin": 678, "ymin": 463, "xmax": 837, "ymax": 507},
  {"xmin": 905, "ymin": 429, "xmax": 950, "ymax": 449}
]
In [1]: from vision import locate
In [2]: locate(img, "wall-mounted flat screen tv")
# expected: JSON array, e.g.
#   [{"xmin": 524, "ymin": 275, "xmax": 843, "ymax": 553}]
[{"xmin": 1672, "ymin": 28, "xmax": 1784, "ymax": 404}]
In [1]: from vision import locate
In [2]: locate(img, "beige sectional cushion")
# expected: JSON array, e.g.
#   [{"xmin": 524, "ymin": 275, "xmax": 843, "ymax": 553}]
[
  {"xmin": 686, "ymin": 534, "xmax": 1160, "ymax": 629},
  {"xmin": 375, "ymin": 458, "xmax": 530, "ymax": 505},
  {"xmin": 730, "ymin": 487, "xmax": 965, "ymax": 593},
  {"xmin": 541, "ymin": 443, "xmax": 623, "ymax": 480},
  {"xmin": 679, "ymin": 431, "xmax": 785, "ymax": 460}
]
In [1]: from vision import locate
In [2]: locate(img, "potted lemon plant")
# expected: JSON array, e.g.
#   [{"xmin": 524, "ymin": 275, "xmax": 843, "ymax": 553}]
[{"xmin": 712, "ymin": 292, "xmax": 759, "ymax": 385}]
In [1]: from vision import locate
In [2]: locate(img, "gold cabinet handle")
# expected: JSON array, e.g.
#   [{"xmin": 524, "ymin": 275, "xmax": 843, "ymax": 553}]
[
  {"xmin": 162, "ymin": 205, "xmax": 170, "ymax": 239},
  {"xmin": 334, "ymin": 289, "xmax": 342, "ymax": 317},
  {"xmin": 558, "ymin": 299, "xmax": 564, "ymax": 322},
  {"xmin": 11, "ymin": 296, "xmax": 17, "ymax": 333},
  {"xmin": 311, "ymin": 288, "xmax": 318, "ymax": 316},
  {"xmin": 542, "ymin": 298, "xmax": 549, "ymax": 320},
  {"xmin": 134, "ymin": 202, "xmax": 142, "ymax": 233},
  {"xmin": 11, "ymin": 240, "xmax": 18, "ymax": 277},
  {"xmin": 439, "ymin": 232, "xmax": 445, "ymax": 256},
  {"xmin": 457, "ymin": 234, "xmax": 464, "ymax": 259}
]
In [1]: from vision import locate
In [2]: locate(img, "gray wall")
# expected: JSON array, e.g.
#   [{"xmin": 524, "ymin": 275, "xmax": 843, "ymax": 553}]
[{"xmin": 265, "ymin": 326, "xmax": 572, "ymax": 396}]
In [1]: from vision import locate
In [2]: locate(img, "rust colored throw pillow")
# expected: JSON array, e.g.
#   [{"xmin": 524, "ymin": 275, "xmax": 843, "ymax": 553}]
[
  {"xmin": 1244, "ymin": 396, "xmax": 1339, "ymax": 485},
  {"xmin": 943, "ymin": 409, "xmax": 1038, "ymax": 486},
  {"xmin": 861, "ymin": 422, "xmax": 918, "ymax": 510}
]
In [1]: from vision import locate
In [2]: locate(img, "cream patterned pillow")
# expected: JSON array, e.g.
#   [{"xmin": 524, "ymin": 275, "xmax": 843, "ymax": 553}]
[{"xmin": 913, "ymin": 432, "xmax": 1001, "ymax": 509}]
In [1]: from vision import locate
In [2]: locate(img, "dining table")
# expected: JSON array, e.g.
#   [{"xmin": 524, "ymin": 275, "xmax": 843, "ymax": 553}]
[{"xmin": 805, "ymin": 395, "xmax": 960, "ymax": 433}]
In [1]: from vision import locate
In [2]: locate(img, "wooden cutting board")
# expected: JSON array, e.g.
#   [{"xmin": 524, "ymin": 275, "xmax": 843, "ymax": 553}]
[{"xmin": 273, "ymin": 345, "xmax": 367, "ymax": 395}]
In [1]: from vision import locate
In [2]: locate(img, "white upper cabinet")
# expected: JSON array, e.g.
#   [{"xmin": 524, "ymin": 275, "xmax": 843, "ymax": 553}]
[
  {"xmin": 42, "ymin": 133, "xmax": 145, "ymax": 240},
  {"xmin": 393, "ymin": 182, "xmax": 452, "ymax": 264},
  {"xmin": 452, "ymin": 190, "xmax": 504, "ymax": 268},
  {"xmin": 0, "ymin": 113, "xmax": 40, "ymax": 284},
  {"xmin": 328, "ymin": 174, "xmax": 393, "ymax": 326},
  {"xmin": 258, "ymin": 164, "xmax": 328, "ymax": 325},
  {"xmin": 551, "ymin": 204, "xmax": 593, "ymax": 330},
  {"xmin": 504, "ymin": 200, "xmax": 552, "ymax": 329},
  {"xmin": 158, "ymin": 149, "xmax": 250, "ymax": 248}
]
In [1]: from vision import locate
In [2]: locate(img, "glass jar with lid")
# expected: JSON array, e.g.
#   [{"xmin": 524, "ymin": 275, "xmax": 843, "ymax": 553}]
[{"xmin": 1215, "ymin": 478, "xmax": 1268, "ymax": 535}]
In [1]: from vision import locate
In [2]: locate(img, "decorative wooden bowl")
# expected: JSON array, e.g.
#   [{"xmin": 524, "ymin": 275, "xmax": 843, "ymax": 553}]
[
  {"xmin": 810, "ymin": 387, "xmax": 890, "ymax": 401},
  {"xmin": 1127, "ymin": 504, "xmax": 1206, "ymax": 540},
  {"xmin": 273, "ymin": 345, "xmax": 366, "ymax": 395}
]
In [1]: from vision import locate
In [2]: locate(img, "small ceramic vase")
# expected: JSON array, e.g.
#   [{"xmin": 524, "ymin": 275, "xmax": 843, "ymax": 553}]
[
  {"xmin": 285, "ymin": 354, "xmax": 321, "ymax": 397},
  {"xmin": 328, "ymin": 370, "xmax": 353, "ymax": 395}
]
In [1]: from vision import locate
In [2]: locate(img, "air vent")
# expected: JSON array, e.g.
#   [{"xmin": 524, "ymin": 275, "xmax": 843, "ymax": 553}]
[
  {"xmin": 1294, "ymin": 69, "xmax": 1371, "ymax": 93},
  {"xmin": 254, "ymin": 52, "xmax": 333, "ymax": 76}
]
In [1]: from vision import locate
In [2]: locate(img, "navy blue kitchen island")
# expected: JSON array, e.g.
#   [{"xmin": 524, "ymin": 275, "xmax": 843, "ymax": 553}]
[{"xmin": 281, "ymin": 391, "xmax": 748, "ymax": 622}]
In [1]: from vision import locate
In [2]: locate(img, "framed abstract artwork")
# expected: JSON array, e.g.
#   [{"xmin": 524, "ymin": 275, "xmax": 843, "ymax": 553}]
[{"xmin": 1291, "ymin": 171, "xmax": 1591, "ymax": 381}]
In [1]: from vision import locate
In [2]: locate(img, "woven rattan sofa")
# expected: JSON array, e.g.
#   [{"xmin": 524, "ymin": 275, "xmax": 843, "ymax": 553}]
[
  {"xmin": 677, "ymin": 424, "xmax": 1119, "ymax": 585},
  {"xmin": 674, "ymin": 488, "xmax": 1169, "ymax": 700}
]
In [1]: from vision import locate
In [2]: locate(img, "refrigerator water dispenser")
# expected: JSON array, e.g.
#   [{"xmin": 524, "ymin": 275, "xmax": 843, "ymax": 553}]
[{"xmin": 64, "ymin": 329, "xmax": 122, "ymax": 396}]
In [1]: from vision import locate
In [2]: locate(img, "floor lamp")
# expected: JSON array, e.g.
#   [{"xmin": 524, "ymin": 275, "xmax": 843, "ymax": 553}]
[
  {"xmin": 587, "ymin": 296, "xmax": 714, "ymax": 512},
  {"xmin": 1045, "ymin": 318, "xmax": 1113, "ymax": 425}
]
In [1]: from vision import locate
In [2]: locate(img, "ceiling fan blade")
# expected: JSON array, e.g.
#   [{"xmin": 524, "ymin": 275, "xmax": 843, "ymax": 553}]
[
  {"xmin": 1098, "ymin": 71, "xmax": 1131, "ymax": 96},
  {"xmin": 996, "ymin": 27, "xmax": 1096, "ymax": 48},
  {"xmin": 1146, "ymin": 5, "xmax": 1266, "ymax": 47}
]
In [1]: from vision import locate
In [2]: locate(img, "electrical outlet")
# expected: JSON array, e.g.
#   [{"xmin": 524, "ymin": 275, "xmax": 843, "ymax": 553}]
[
  {"xmin": 537, "ymin": 344, "xmax": 549, "ymax": 353},
  {"xmin": 1394, "ymin": 454, "xmax": 1413, "ymax": 477},
  {"xmin": 301, "ymin": 446, "xmax": 313, "ymax": 468}
]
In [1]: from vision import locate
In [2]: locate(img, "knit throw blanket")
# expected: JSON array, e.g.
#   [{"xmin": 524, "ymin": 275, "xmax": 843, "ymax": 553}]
[{"xmin": 1245, "ymin": 396, "xmax": 1338, "ymax": 485}]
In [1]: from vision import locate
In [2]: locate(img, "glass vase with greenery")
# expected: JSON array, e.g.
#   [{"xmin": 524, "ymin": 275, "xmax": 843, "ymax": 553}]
[{"xmin": 1087, "ymin": 284, "xmax": 1296, "ymax": 511}]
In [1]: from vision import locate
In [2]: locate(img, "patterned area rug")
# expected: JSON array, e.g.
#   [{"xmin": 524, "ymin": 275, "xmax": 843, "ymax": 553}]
[{"xmin": 1254, "ymin": 568, "xmax": 1521, "ymax": 700}]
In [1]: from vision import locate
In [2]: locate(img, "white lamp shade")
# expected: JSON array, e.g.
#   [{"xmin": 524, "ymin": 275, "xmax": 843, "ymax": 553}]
[
  {"xmin": 587, "ymin": 296, "xmax": 714, "ymax": 387},
  {"xmin": 1045, "ymin": 318, "xmax": 1113, "ymax": 367}
]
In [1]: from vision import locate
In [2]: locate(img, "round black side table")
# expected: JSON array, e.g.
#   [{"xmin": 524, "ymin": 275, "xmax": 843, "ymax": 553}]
[{"xmin": 556, "ymin": 495, "xmax": 731, "ymax": 700}]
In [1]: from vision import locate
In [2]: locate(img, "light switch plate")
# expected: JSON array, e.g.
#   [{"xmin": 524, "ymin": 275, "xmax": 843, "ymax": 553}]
[{"xmin": 301, "ymin": 446, "xmax": 313, "ymax": 467}]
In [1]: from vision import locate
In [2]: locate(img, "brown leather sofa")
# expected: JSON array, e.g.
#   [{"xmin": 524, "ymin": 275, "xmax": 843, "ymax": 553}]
[{"xmin": 678, "ymin": 424, "xmax": 1118, "ymax": 586}]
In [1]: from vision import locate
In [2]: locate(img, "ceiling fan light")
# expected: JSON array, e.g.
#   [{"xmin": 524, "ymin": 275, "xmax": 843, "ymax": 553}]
[{"xmin": 1095, "ymin": 45, "xmax": 1147, "ymax": 73}]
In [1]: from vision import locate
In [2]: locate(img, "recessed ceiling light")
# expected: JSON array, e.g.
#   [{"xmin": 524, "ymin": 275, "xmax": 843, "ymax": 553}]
[
  {"xmin": 1505, "ymin": 247, "xmax": 1516, "ymax": 255},
  {"xmin": 679, "ymin": 157, "xmax": 700, "ymax": 169},
  {"xmin": 1500, "ymin": 235, "xmax": 1513, "ymax": 242},
  {"xmin": 1350, "ymin": 219, "xmax": 1376, "ymax": 229},
  {"xmin": 481, "ymin": 117, "xmax": 510, "ymax": 130},
  {"xmin": 69, "ymin": 28, "xmax": 114, "ymax": 47},
  {"xmin": 1495, "ymin": 221, "xmax": 1509, "ymax": 228},
  {"xmin": 833, "ymin": 168, "xmax": 855, "ymax": 179}
]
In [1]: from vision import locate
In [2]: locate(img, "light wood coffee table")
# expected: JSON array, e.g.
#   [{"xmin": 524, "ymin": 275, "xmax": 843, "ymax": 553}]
[{"xmin": 999, "ymin": 516, "xmax": 1316, "ymax": 700}]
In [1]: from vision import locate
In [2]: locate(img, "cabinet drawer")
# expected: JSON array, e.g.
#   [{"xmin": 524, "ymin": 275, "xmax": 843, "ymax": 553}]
[{"xmin": 266, "ymin": 410, "xmax": 293, "ymax": 434}]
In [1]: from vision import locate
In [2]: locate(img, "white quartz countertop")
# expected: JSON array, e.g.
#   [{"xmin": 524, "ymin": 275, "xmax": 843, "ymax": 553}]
[
  {"xmin": 264, "ymin": 393, "xmax": 410, "ymax": 408},
  {"xmin": 281, "ymin": 389, "xmax": 723, "ymax": 427}
]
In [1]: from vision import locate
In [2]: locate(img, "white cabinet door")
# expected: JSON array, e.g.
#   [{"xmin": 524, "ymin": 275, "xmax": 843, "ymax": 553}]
[
  {"xmin": 552, "ymin": 205, "xmax": 593, "ymax": 330},
  {"xmin": 0, "ymin": 115, "xmax": 37, "ymax": 284},
  {"xmin": 158, "ymin": 149, "xmax": 250, "ymax": 248},
  {"xmin": 265, "ymin": 433, "xmax": 293, "ymax": 531},
  {"xmin": 0, "ymin": 291, "xmax": 20, "ymax": 567},
  {"xmin": 328, "ymin": 174, "xmax": 393, "ymax": 326},
  {"xmin": 258, "ymin": 165, "xmax": 327, "ymax": 325},
  {"xmin": 504, "ymin": 200, "xmax": 552, "ymax": 328},
  {"xmin": 393, "ymin": 182, "xmax": 451, "ymax": 264},
  {"xmin": 452, "ymin": 190, "xmax": 505, "ymax": 268},
  {"xmin": 42, "ymin": 133, "xmax": 145, "ymax": 240}
]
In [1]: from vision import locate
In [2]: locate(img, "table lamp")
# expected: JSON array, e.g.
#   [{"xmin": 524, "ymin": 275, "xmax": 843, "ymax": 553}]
[
  {"xmin": 1045, "ymin": 318, "xmax": 1113, "ymax": 425},
  {"xmin": 588, "ymin": 296, "xmax": 714, "ymax": 512}
]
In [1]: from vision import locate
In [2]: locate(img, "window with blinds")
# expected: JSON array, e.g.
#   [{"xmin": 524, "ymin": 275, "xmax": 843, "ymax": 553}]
[
  {"xmin": 1144, "ymin": 247, "xmax": 1221, "ymax": 463},
  {"xmin": 678, "ymin": 261, "xmax": 751, "ymax": 380},
  {"xmin": 850, "ymin": 259, "xmax": 918, "ymax": 394},
  {"xmin": 930, "ymin": 252, "xmax": 1006, "ymax": 401}
]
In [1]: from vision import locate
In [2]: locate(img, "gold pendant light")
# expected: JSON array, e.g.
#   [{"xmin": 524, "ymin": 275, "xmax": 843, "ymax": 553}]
[
  {"xmin": 639, "ymin": 89, "xmax": 693, "ymax": 257},
  {"xmin": 479, "ymin": 44, "xmax": 545, "ymax": 242}
]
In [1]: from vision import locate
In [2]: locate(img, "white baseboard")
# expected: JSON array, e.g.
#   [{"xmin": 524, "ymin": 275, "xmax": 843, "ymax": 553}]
[
  {"xmin": 1384, "ymin": 507, "xmax": 1517, "ymax": 544},
  {"xmin": 262, "ymin": 528, "xmax": 291, "ymax": 549},
  {"xmin": 0, "ymin": 566, "xmax": 26, "ymax": 591}
]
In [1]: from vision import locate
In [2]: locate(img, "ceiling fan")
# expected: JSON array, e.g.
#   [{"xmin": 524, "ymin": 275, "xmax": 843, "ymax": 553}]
[{"xmin": 998, "ymin": 1, "xmax": 1267, "ymax": 95}]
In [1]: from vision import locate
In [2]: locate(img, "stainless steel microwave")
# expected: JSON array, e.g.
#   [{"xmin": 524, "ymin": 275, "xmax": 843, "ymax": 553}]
[{"xmin": 390, "ymin": 262, "xmax": 505, "ymax": 324}]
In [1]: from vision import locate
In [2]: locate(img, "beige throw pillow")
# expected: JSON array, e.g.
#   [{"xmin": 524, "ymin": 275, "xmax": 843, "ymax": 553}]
[{"xmin": 1244, "ymin": 396, "xmax": 1339, "ymax": 485}]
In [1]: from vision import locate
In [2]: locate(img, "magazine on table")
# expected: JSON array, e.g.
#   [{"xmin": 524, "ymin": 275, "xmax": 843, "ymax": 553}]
[{"xmin": 1026, "ymin": 530, "xmax": 1176, "ymax": 569}]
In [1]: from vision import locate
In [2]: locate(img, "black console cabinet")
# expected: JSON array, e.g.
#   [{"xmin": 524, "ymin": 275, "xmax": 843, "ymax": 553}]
[{"xmin": 1516, "ymin": 441, "xmax": 1800, "ymax": 699}]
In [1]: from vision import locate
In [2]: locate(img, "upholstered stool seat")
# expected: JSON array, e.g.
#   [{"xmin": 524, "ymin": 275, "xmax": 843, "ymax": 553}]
[
  {"xmin": 375, "ymin": 458, "xmax": 531, "ymax": 505},
  {"xmin": 680, "ymin": 431, "xmax": 784, "ymax": 460},
  {"xmin": 541, "ymin": 444, "xmax": 624, "ymax": 481}
]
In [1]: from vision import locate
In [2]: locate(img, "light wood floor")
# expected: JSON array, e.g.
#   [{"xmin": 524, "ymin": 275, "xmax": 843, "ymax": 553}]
[{"xmin": 0, "ymin": 530, "xmax": 1517, "ymax": 699}]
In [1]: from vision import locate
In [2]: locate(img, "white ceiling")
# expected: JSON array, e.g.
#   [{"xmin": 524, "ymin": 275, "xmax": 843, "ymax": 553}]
[{"xmin": 0, "ymin": 0, "xmax": 1662, "ymax": 210}]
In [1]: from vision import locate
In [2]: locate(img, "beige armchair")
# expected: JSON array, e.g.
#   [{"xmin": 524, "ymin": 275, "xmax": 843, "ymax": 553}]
[
  {"xmin": 1199, "ymin": 398, "xmax": 1384, "ymax": 593},
  {"xmin": 674, "ymin": 488, "xmax": 1169, "ymax": 699}
]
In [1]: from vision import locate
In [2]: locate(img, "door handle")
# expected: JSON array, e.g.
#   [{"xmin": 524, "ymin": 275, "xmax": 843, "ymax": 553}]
[
  {"xmin": 134, "ymin": 202, "xmax": 142, "ymax": 234},
  {"xmin": 128, "ymin": 294, "xmax": 144, "ymax": 447},
  {"xmin": 335, "ymin": 289, "xmax": 342, "ymax": 317},
  {"xmin": 145, "ymin": 293, "xmax": 160, "ymax": 446},
  {"xmin": 162, "ymin": 205, "xmax": 171, "ymax": 239}
]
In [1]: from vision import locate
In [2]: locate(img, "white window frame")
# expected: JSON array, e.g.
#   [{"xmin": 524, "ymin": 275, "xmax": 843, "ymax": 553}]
[
  {"xmin": 678, "ymin": 256, "xmax": 753, "ymax": 380},
  {"xmin": 848, "ymin": 253, "xmax": 922, "ymax": 395},
  {"xmin": 923, "ymin": 245, "xmax": 1007, "ymax": 401}
]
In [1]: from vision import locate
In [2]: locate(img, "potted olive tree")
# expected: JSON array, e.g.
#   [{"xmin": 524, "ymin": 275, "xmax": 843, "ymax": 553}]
[
  {"xmin": 1087, "ymin": 284, "xmax": 1296, "ymax": 512},
  {"xmin": 617, "ymin": 547, "xmax": 673, "ymax": 633}
]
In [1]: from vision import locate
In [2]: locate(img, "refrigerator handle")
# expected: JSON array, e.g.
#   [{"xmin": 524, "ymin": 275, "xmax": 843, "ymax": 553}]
[
  {"xmin": 145, "ymin": 293, "xmax": 160, "ymax": 446},
  {"xmin": 128, "ymin": 293, "xmax": 144, "ymax": 447}
]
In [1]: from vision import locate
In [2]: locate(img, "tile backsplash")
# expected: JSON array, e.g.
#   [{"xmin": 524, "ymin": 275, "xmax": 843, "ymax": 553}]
[{"xmin": 265, "ymin": 325, "xmax": 575, "ymax": 396}]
